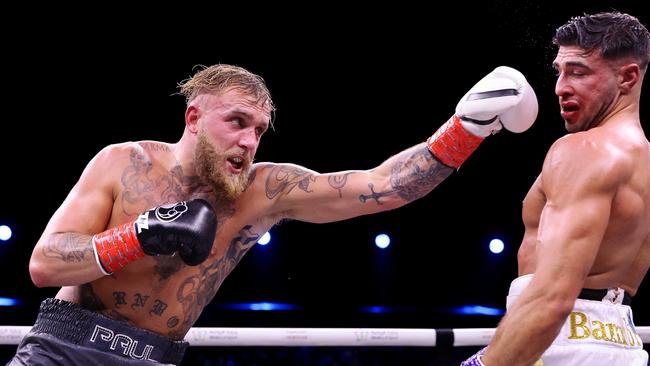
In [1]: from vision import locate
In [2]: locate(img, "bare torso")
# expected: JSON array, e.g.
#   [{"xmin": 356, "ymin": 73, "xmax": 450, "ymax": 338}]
[
  {"xmin": 55, "ymin": 142, "xmax": 279, "ymax": 339},
  {"xmin": 518, "ymin": 121, "xmax": 650, "ymax": 295}
]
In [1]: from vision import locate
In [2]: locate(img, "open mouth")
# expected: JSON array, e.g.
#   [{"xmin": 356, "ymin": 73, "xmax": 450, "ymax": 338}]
[
  {"xmin": 560, "ymin": 101, "xmax": 579, "ymax": 121},
  {"xmin": 227, "ymin": 156, "xmax": 244, "ymax": 171},
  {"xmin": 561, "ymin": 100, "xmax": 579, "ymax": 112}
]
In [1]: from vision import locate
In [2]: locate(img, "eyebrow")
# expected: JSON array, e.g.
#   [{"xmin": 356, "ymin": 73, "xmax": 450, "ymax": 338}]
[
  {"xmin": 552, "ymin": 60, "xmax": 589, "ymax": 70},
  {"xmin": 230, "ymin": 107, "xmax": 270, "ymax": 130}
]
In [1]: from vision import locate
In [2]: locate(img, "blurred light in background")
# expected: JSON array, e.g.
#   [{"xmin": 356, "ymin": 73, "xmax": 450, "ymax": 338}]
[
  {"xmin": 360, "ymin": 305, "xmax": 392, "ymax": 314},
  {"xmin": 452, "ymin": 305, "xmax": 504, "ymax": 316},
  {"xmin": 219, "ymin": 302, "xmax": 301, "ymax": 311},
  {"xmin": 0, "ymin": 225, "xmax": 12, "ymax": 241},
  {"xmin": 375, "ymin": 233, "xmax": 390, "ymax": 249},
  {"xmin": 257, "ymin": 231, "xmax": 271, "ymax": 245},
  {"xmin": 0, "ymin": 297, "xmax": 20, "ymax": 306},
  {"xmin": 489, "ymin": 238, "xmax": 504, "ymax": 254}
]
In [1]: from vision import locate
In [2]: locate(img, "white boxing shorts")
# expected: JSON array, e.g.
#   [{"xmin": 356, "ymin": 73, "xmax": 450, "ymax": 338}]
[{"xmin": 506, "ymin": 274, "xmax": 648, "ymax": 366}]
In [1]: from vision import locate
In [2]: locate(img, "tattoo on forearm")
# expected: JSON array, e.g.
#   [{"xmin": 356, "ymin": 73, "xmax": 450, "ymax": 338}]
[
  {"xmin": 42, "ymin": 233, "xmax": 94, "ymax": 262},
  {"xmin": 390, "ymin": 146, "xmax": 453, "ymax": 202},
  {"xmin": 328, "ymin": 173, "xmax": 353, "ymax": 198},
  {"xmin": 265, "ymin": 165, "xmax": 316, "ymax": 199},
  {"xmin": 359, "ymin": 183, "xmax": 397, "ymax": 205}
]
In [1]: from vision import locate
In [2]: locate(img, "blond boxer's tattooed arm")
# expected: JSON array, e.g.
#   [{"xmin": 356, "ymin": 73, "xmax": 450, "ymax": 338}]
[
  {"xmin": 255, "ymin": 143, "xmax": 453, "ymax": 223},
  {"xmin": 328, "ymin": 173, "xmax": 353, "ymax": 198},
  {"xmin": 388, "ymin": 144, "xmax": 453, "ymax": 202},
  {"xmin": 265, "ymin": 165, "xmax": 317, "ymax": 199},
  {"xmin": 41, "ymin": 233, "xmax": 95, "ymax": 262}
]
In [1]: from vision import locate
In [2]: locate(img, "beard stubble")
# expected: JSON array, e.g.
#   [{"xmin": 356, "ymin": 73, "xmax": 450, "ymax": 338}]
[{"xmin": 194, "ymin": 131, "xmax": 251, "ymax": 204}]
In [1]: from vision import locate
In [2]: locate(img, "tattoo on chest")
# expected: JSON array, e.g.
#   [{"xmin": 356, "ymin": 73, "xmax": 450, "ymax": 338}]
[
  {"xmin": 390, "ymin": 146, "xmax": 453, "ymax": 202},
  {"xmin": 153, "ymin": 256, "xmax": 184, "ymax": 280},
  {"xmin": 120, "ymin": 149, "xmax": 211, "ymax": 215},
  {"xmin": 42, "ymin": 233, "xmax": 94, "ymax": 262},
  {"xmin": 265, "ymin": 165, "xmax": 316, "ymax": 199},
  {"xmin": 167, "ymin": 224, "xmax": 260, "ymax": 338}
]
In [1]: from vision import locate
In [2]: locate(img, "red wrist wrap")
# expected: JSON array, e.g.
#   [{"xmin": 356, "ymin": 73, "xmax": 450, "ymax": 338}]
[
  {"xmin": 92, "ymin": 222, "xmax": 145, "ymax": 274},
  {"xmin": 427, "ymin": 115, "xmax": 484, "ymax": 168}
]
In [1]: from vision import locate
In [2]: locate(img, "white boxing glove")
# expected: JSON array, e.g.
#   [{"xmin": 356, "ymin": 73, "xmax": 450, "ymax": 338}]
[
  {"xmin": 456, "ymin": 66, "xmax": 538, "ymax": 137},
  {"xmin": 427, "ymin": 66, "xmax": 538, "ymax": 168}
]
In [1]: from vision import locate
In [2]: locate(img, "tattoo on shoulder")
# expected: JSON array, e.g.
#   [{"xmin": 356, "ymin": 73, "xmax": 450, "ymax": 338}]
[
  {"xmin": 141, "ymin": 142, "xmax": 171, "ymax": 152},
  {"xmin": 243, "ymin": 165, "xmax": 259, "ymax": 192},
  {"xmin": 265, "ymin": 165, "xmax": 316, "ymax": 199},
  {"xmin": 390, "ymin": 146, "xmax": 453, "ymax": 202},
  {"xmin": 120, "ymin": 149, "xmax": 156, "ymax": 212},
  {"xmin": 41, "ymin": 233, "xmax": 93, "ymax": 262}
]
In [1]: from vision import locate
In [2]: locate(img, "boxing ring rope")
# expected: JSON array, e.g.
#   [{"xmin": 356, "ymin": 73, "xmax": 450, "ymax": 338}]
[{"xmin": 0, "ymin": 326, "xmax": 649, "ymax": 346}]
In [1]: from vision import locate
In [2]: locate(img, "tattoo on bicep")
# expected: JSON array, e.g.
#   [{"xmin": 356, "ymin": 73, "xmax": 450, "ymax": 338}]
[
  {"xmin": 265, "ymin": 165, "xmax": 316, "ymax": 199},
  {"xmin": 42, "ymin": 233, "xmax": 94, "ymax": 262},
  {"xmin": 328, "ymin": 173, "xmax": 353, "ymax": 198},
  {"xmin": 390, "ymin": 146, "xmax": 453, "ymax": 202},
  {"xmin": 359, "ymin": 183, "xmax": 397, "ymax": 205}
]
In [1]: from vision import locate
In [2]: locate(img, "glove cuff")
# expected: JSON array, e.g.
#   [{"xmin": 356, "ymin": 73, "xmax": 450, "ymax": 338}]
[
  {"xmin": 427, "ymin": 115, "xmax": 484, "ymax": 168},
  {"xmin": 92, "ymin": 222, "xmax": 145, "ymax": 274}
]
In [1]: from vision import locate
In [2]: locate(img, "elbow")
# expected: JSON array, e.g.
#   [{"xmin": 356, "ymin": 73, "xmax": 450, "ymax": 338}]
[{"xmin": 29, "ymin": 259, "xmax": 54, "ymax": 288}]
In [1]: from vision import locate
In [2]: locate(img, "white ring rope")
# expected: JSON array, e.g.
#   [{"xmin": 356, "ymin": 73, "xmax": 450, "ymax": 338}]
[{"xmin": 0, "ymin": 326, "xmax": 648, "ymax": 347}]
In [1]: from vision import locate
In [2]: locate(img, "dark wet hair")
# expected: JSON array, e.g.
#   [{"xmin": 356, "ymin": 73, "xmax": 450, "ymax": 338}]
[{"xmin": 553, "ymin": 11, "xmax": 650, "ymax": 70}]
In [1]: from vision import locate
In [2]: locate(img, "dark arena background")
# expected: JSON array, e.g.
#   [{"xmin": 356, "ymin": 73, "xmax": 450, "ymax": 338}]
[{"xmin": 1, "ymin": 1, "xmax": 648, "ymax": 364}]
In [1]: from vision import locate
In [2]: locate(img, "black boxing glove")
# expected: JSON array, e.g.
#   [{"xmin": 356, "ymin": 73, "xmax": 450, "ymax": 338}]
[{"xmin": 92, "ymin": 199, "xmax": 217, "ymax": 274}]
